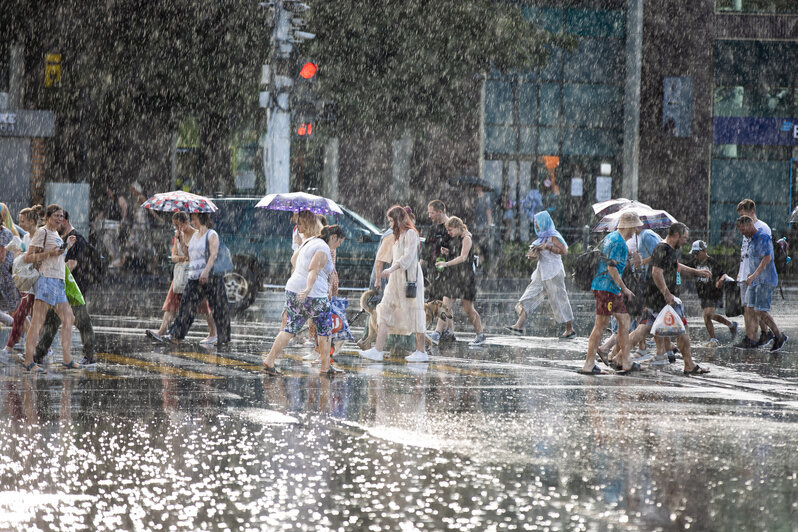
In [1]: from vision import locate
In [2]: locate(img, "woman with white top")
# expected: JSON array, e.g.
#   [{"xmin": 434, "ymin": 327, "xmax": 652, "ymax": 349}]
[
  {"xmin": 23, "ymin": 204, "xmax": 79, "ymax": 372},
  {"xmin": 361, "ymin": 205, "xmax": 428, "ymax": 362},
  {"xmin": 263, "ymin": 212, "xmax": 345, "ymax": 376},
  {"xmin": 504, "ymin": 210, "xmax": 575, "ymax": 339},
  {"xmin": 151, "ymin": 212, "xmax": 231, "ymax": 346}
]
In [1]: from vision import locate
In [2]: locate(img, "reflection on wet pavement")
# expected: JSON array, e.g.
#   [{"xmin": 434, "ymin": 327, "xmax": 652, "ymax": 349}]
[{"xmin": 1, "ymin": 320, "xmax": 797, "ymax": 530}]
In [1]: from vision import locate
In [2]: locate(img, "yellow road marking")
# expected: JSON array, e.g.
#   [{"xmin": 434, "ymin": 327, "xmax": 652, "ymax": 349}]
[
  {"xmin": 171, "ymin": 350, "xmax": 262, "ymax": 371},
  {"xmin": 96, "ymin": 353, "xmax": 222, "ymax": 380}
]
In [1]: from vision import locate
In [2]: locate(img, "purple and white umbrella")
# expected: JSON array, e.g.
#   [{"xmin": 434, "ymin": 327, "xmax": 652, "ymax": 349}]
[
  {"xmin": 593, "ymin": 207, "xmax": 677, "ymax": 232},
  {"xmin": 591, "ymin": 198, "xmax": 654, "ymax": 217},
  {"xmin": 141, "ymin": 191, "xmax": 218, "ymax": 213},
  {"xmin": 255, "ymin": 192, "xmax": 343, "ymax": 215}
]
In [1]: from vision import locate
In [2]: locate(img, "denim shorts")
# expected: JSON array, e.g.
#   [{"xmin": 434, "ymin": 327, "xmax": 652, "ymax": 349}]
[
  {"xmin": 283, "ymin": 291, "xmax": 332, "ymax": 336},
  {"xmin": 747, "ymin": 284, "xmax": 773, "ymax": 312},
  {"xmin": 34, "ymin": 276, "xmax": 68, "ymax": 306}
]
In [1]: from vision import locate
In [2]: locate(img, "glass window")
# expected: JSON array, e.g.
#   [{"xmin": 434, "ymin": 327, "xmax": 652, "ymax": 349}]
[
  {"xmin": 563, "ymin": 38, "xmax": 624, "ymax": 83},
  {"xmin": 486, "ymin": 126, "xmax": 516, "ymax": 154},
  {"xmin": 519, "ymin": 83, "xmax": 537, "ymax": 125},
  {"xmin": 565, "ymin": 9, "xmax": 625, "ymax": 38},
  {"xmin": 714, "ymin": 41, "xmax": 798, "ymax": 87},
  {"xmin": 538, "ymin": 46, "xmax": 562, "ymax": 81},
  {"xmin": 713, "ymin": 86, "xmax": 792, "ymax": 118},
  {"xmin": 538, "ymin": 128, "xmax": 559, "ymax": 154},
  {"xmin": 562, "ymin": 129, "xmax": 621, "ymax": 157},
  {"xmin": 522, "ymin": 7, "xmax": 562, "ymax": 32},
  {"xmin": 716, "ymin": 0, "xmax": 798, "ymax": 14},
  {"xmin": 539, "ymin": 84, "xmax": 561, "ymax": 125},
  {"xmin": 563, "ymin": 85, "xmax": 623, "ymax": 128},
  {"xmin": 519, "ymin": 127, "xmax": 537, "ymax": 155},
  {"xmin": 485, "ymin": 80, "xmax": 514, "ymax": 125}
]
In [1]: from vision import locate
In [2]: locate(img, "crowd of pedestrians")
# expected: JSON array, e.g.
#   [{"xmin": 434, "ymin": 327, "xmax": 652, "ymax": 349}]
[{"xmin": 0, "ymin": 191, "xmax": 791, "ymax": 377}]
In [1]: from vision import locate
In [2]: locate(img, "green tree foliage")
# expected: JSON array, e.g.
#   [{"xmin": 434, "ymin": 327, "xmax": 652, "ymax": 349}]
[{"xmin": 307, "ymin": 0, "xmax": 574, "ymax": 134}]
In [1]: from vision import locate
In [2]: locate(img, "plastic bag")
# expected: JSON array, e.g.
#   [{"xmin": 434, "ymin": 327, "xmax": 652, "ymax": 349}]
[
  {"xmin": 5, "ymin": 235, "xmax": 24, "ymax": 254},
  {"xmin": 651, "ymin": 303, "xmax": 686, "ymax": 337},
  {"xmin": 330, "ymin": 297, "xmax": 354, "ymax": 342},
  {"xmin": 12, "ymin": 254, "xmax": 39, "ymax": 292}
]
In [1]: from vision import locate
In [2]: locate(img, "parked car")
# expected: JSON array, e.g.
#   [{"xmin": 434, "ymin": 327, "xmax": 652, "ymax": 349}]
[{"xmin": 210, "ymin": 197, "xmax": 383, "ymax": 312}]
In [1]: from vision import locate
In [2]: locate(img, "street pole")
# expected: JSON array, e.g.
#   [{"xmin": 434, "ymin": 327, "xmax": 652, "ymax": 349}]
[{"xmin": 263, "ymin": 0, "xmax": 293, "ymax": 194}]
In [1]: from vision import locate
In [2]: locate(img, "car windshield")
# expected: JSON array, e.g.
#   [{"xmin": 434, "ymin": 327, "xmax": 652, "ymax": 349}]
[{"xmin": 342, "ymin": 206, "xmax": 381, "ymax": 234}]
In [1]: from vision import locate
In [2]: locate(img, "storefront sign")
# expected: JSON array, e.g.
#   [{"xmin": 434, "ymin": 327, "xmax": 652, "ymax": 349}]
[
  {"xmin": 0, "ymin": 110, "xmax": 55, "ymax": 137},
  {"xmin": 713, "ymin": 117, "xmax": 798, "ymax": 146},
  {"xmin": 595, "ymin": 176, "xmax": 612, "ymax": 202}
]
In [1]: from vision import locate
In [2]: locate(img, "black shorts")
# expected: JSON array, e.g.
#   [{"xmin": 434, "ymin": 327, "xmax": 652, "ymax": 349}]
[{"xmin": 699, "ymin": 297, "xmax": 722, "ymax": 310}]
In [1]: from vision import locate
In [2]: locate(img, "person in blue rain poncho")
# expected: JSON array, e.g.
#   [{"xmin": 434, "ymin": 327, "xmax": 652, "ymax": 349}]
[{"xmin": 504, "ymin": 211, "xmax": 575, "ymax": 339}]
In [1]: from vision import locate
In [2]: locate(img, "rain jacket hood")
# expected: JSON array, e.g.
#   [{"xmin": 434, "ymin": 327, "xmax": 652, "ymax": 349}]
[{"xmin": 532, "ymin": 211, "xmax": 567, "ymax": 249}]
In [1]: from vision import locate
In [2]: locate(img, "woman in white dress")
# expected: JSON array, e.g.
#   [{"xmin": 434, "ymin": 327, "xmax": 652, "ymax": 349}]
[{"xmin": 361, "ymin": 205, "xmax": 428, "ymax": 362}]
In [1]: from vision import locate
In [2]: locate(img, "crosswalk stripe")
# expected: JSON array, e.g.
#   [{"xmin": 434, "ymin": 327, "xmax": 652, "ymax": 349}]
[
  {"xmin": 170, "ymin": 350, "xmax": 262, "ymax": 371},
  {"xmin": 96, "ymin": 353, "xmax": 223, "ymax": 380}
]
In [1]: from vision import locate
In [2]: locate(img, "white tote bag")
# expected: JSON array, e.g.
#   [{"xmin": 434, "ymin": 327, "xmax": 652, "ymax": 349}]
[
  {"xmin": 172, "ymin": 262, "xmax": 189, "ymax": 294},
  {"xmin": 651, "ymin": 302, "xmax": 686, "ymax": 337}
]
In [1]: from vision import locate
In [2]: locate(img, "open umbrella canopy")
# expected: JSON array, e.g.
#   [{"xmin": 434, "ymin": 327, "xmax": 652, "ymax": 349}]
[
  {"xmin": 591, "ymin": 198, "xmax": 653, "ymax": 216},
  {"xmin": 447, "ymin": 176, "xmax": 497, "ymax": 194},
  {"xmin": 255, "ymin": 192, "xmax": 343, "ymax": 215},
  {"xmin": 789, "ymin": 205, "xmax": 798, "ymax": 224},
  {"xmin": 593, "ymin": 206, "xmax": 677, "ymax": 232},
  {"xmin": 141, "ymin": 191, "xmax": 217, "ymax": 213}
]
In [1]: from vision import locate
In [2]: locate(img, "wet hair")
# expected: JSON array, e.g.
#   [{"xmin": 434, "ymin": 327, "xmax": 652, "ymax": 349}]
[
  {"xmin": 403, "ymin": 206, "xmax": 416, "ymax": 223},
  {"xmin": 736, "ymin": 215, "xmax": 754, "ymax": 227},
  {"xmin": 297, "ymin": 210, "xmax": 321, "ymax": 237},
  {"xmin": 192, "ymin": 212, "xmax": 213, "ymax": 228},
  {"xmin": 20, "ymin": 206, "xmax": 41, "ymax": 226},
  {"xmin": 445, "ymin": 216, "xmax": 468, "ymax": 233},
  {"xmin": 320, "ymin": 224, "xmax": 345, "ymax": 243},
  {"xmin": 427, "ymin": 200, "xmax": 446, "ymax": 213},
  {"xmin": 736, "ymin": 199, "xmax": 756, "ymax": 213},
  {"xmin": 387, "ymin": 204, "xmax": 418, "ymax": 242},
  {"xmin": 44, "ymin": 204, "xmax": 63, "ymax": 219},
  {"xmin": 63, "ymin": 210, "xmax": 70, "ymax": 221},
  {"xmin": 172, "ymin": 212, "xmax": 189, "ymax": 224},
  {"xmin": 667, "ymin": 222, "xmax": 688, "ymax": 237},
  {"xmin": 318, "ymin": 214, "xmax": 328, "ymax": 226}
]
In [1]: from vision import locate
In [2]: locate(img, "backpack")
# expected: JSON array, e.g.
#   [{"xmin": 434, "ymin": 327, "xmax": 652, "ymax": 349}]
[
  {"xmin": 572, "ymin": 247, "xmax": 616, "ymax": 291},
  {"xmin": 773, "ymin": 236, "xmax": 790, "ymax": 275}
]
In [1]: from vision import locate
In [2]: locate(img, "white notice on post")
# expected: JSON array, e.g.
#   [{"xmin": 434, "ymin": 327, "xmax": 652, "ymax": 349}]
[
  {"xmin": 570, "ymin": 178, "xmax": 583, "ymax": 197},
  {"xmin": 595, "ymin": 176, "xmax": 612, "ymax": 202}
]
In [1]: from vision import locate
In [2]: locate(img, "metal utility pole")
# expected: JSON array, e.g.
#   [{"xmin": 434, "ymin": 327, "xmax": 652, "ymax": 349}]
[{"xmin": 260, "ymin": 0, "xmax": 314, "ymax": 194}]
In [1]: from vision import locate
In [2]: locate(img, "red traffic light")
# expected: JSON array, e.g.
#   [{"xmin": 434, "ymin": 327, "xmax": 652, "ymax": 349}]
[
  {"xmin": 299, "ymin": 62, "xmax": 317, "ymax": 79},
  {"xmin": 297, "ymin": 123, "xmax": 313, "ymax": 136}
]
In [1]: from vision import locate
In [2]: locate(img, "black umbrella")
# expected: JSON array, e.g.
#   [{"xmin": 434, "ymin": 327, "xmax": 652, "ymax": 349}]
[
  {"xmin": 447, "ymin": 176, "xmax": 497, "ymax": 195},
  {"xmin": 788, "ymin": 205, "xmax": 798, "ymax": 224}
]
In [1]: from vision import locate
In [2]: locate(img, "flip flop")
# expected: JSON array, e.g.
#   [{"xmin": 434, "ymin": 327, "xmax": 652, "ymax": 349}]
[
  {"xmin": 618, "ymin": 362, "xmax": 643, "ymax": 375},
  {"xmin": 684, "ymin": 365, "xmax": 710, "ymax": 376},
  {"xmin": 262, "ymin": 365, "xmax": 282, "ymax": 376},
  {"xmin": 559, "ymin": 331, "xmax": 576, "ymax": 340},
  {"xmin": 596, "ymin": 348, "xmax": 611, "ymax": 366},
  {"xmin": 577, "ymin": 365, "xmax": 606, "ymax": 375},
  {"xmin": 503, "ymin": 326, "xmax": 524, "ymax": 336}
]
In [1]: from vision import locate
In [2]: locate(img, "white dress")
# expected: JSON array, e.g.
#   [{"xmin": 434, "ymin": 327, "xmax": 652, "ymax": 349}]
[{"xmin": 376, "ymin": 229, "xmax": 425, "ymax": 335}]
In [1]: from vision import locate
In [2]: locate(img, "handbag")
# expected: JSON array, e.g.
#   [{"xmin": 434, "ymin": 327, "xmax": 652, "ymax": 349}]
[
  {"xmin": 403, "ymin": 234, "xmax": 418, "ymax": 298},
  {"xmin": 12, "ymin": 229, "xmax": 47, "ymax": 291},
  {"xmin": 172, "ymin": 262, "xmax": 189, "ymax": 294},
  {"xmin": 205, "ymin": 230, "xmax": 233, "ymax": 275}
]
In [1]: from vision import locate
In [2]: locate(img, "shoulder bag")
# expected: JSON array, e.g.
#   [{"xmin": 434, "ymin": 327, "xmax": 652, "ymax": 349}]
[
  {"xmin": 205, "ymin": 230, "xmax": 233, "ymax": 275},
  {"xmin": 12, "ymin": 229, "xmax": 47, "ymax": 292}
]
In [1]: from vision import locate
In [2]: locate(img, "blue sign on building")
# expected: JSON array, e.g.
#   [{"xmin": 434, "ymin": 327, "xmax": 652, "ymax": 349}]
[{"xmin": 713, "ymin": 117, "xmax": 798, "ymax": 146}]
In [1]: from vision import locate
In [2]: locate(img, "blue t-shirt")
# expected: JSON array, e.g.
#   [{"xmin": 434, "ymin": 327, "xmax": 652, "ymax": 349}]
[
  {"xmin": 591, "ymin": 230, "xmax": 628, "ymax": 295},
  {"xmin": 747, "ymin": 229, "xmax": 778, "ymax": 288}
]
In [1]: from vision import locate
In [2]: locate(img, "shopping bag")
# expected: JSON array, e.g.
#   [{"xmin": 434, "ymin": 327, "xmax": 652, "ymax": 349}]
[
  {"xmin": 64, "ymin": 266, "xmax": 85, "ymax": 307},
  {"xmin": 12, "ymin": 254, "xmax": 39, "ymax": 292},
  {"xmin": 724, "ymin": 281, "xmax": 742, "ymax": 318},
  {"xmin": 330, "ymin": 297, "xmax": 354, "ymax": 342},
  {"xmin": 651, "ymin": 304, "xmax": 686, "ymax": 337}
]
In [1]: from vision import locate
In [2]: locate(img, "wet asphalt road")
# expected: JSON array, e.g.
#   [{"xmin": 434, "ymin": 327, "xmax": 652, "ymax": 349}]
[{"xmin": 1, "ymin": 285, "xmax": 798, "ymax": 531}]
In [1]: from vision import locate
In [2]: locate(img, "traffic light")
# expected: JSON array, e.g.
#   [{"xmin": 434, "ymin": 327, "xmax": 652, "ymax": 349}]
[
  {"xmin": 294, "ymin": 100, "xmax": 316, "ymax": 136},
  {"xmin": 292, "ymin": 57, "xmax": 317, "ymax": 137}
]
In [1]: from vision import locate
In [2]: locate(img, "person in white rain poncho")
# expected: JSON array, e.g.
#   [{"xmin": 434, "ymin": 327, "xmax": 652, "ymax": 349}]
[
  {"xmin": 504, "ymin": 211, "xmax": 575, "ymax": 339},
  {"xmin": 361, "ymin": 205, "xmax": 428, "ymax": 362}
]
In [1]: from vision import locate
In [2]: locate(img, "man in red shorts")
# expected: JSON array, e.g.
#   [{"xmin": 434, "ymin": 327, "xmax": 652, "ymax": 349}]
[{"xmin": 580, "ymin": 211, "xmax": 642, "ymax": 375}]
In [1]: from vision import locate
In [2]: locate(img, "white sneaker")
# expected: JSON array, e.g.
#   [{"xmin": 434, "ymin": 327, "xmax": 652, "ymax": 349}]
[
  {"xmin": 43, "ymin": 349, "xmax": 54, "ymax": 364},
  {"xmin": 199, "ymin": 336, "xmax": 217, "ymax": 345},
  {"xmin": 705, "ymin": 338, "xmax": 720, "ymax": 348},
  {"xmin": 360, "ymin": 348, "xmax": 384, "ymax": 361},
  {"xmin": 303, "ymin": 351, "xmax": 321, "ymax": 362},
  {"xmin": 405, "ymin": 350, "xmax": 429, "ymax": 362}
]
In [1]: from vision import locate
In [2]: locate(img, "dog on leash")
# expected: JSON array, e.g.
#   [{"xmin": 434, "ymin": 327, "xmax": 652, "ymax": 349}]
[{"xmin": 356, "ymin": 289, "xmax": 452, "ymax": 350}]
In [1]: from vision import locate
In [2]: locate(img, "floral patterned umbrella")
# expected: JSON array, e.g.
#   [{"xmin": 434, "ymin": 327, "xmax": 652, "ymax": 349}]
[
  {"xmin": 255, "ymin": 192, "xmax": 343, "ymax": 215},
  {"xmin": 141, "ymin": 191, "xmax": 218, "ymax": 213}
]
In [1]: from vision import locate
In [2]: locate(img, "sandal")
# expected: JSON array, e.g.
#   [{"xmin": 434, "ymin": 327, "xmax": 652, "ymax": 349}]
[
  {"xmin": 560, "ymin": 330, "xmax": 576, "ymax": 340},
  {"xmin": 684, "ymin": 365, "xmax": 710, "ymax": 376},
  {"xmin": 61, "ymin": 360, "xmax": 82, "ymax": 370},
  {"xmin": 22, "ymin": 362, "xmax": 46, "ymax": 373},
  {"xmin": 262, "ymin": 365, "xmax": 282, "ymax": 376},
  {"xmin": 618, "ymin": 362, "xmax": 643, "ymax": 375},
  {"xmin": 596, "ymin": 347, "xmax": 611, "ymax": 367},
  {"xmin": 577, "ymin": 365, "xmax": 606, "ymax": 375}
]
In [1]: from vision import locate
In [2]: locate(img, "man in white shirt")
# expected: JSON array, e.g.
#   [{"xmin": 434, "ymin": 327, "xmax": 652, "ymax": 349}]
[{"xmin": 733, "ymin": 199, "xmax": 776, "ymax": 349}]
